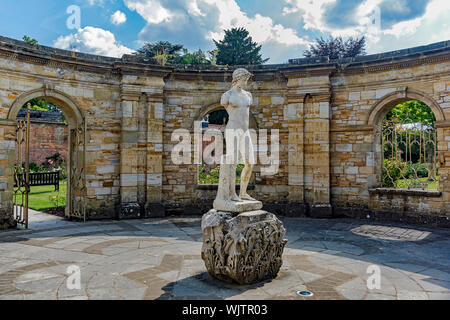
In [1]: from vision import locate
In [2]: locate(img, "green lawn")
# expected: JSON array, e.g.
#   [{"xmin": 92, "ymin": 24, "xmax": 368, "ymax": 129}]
[
  {"xmin": 15, "ymin": 181, "xmax": 67, "ymax": 211},
  {"xmin": 396, "ymin": 176, "xmax": 439, "ymax": 190},
  {"xmin": 198, "ymin": 164, "xmax": 244, "ymax": 184}
]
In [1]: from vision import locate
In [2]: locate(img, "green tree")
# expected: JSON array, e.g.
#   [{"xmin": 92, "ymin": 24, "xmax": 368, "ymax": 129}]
[
  {"xmin": 134, "ymin": 41, "xmax": 184, "ymax": 64},
  {"xmin": 23, "ymin": 98, "xmax": 59, "ymax": 112},
  {"xmin": 383, "ymin": 100, "xmax": 437, "ymax": 178},
  {"xmin": 180, "ymin": 49, "xmax": 211, "ymax": 65},
  {"xmin": 21, "ymin": 99, "xmax": 66, "ymax": 123},
  {"xmin": 385, "ymin": 100, "xmax": 436, "ymax": 127},
  {"xmin": 214, "ymin": 27, "xmax": 269, "ymax": 66},
  {"xmin": 304, "ymin": 36, "xmax": 366, "ymax": 60},
  {"xmin": 23, "ymin": 35, "xmax": 38, "ymax": 46}
]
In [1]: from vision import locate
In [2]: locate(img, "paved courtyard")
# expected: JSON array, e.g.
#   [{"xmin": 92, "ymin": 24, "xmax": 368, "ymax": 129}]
[{"xmin": 0, "ymin": 210, "xmax": 449, "ymax": 300}]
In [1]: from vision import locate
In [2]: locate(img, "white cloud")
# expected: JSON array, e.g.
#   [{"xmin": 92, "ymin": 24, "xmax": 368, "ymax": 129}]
[
  {"xmin": 371, "ymin": 0, "xmax": 450, "ymax": 52},
  {"xmin": 111, "ymin": 10, "xmax": 127, "ymax": 25},
  {"xmin": 87, "ymin": 0, "xmax": 106, "ymax": 6},
  {"xmin": 282, "ymin": 0, "xmax": 450, "ymax": 55},
  {"xmin": 282, "ymin": 0, "xmax": 336, "ymax": 31},
  {"xmin": 124, "ymin": 0, "xmax": 310, "ymax": 49},
  {"xmin": 124, "ymin": 0, "xmax": 173, "ymax": 24},
  {"xmin": 54, "ymin": 26, "xmax": 134, "ymax": 58}
]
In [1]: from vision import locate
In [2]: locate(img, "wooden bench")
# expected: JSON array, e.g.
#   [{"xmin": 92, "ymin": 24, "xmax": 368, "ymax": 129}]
[{"xmin": 15, "ymin": 171, "xmax": 60, "ymax": 191}]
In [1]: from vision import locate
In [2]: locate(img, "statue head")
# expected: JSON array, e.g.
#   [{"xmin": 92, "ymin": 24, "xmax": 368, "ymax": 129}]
[{"xmin": 232, "ymin": 68, "xmax": 252, "ymax": 87}]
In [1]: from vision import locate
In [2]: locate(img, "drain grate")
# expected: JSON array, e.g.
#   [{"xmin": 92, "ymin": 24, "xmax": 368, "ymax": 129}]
[{"xmin": 296, "ymin": 290, "xmax": 314, "ymax": 297}]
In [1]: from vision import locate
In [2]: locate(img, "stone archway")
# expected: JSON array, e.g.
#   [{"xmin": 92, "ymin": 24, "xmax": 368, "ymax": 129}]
[
  {"xmin": 194, "ymin": 102, "xmax": 259, "ymax": 189},
  {"xmin": 8, "ymin": 86, "xmax": 86, "ymax": 221},
  {"xmin": 8, "ymin": 87, "xmax": 84, "ymax": 126},
  {"xmin": 367, "ymin": 88, "xmax": 445, "ymax": 126},
  {"xmin": 367, "ymin": 88, "xmax": 445, "ymax": 189},
  {"xmin": 193, "ymin": 102, "xmax": 259, "ymax": 130}
]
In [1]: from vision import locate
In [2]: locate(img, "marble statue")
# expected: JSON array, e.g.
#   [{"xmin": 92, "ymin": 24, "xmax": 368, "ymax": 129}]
[
  {"xmin": 202, "ymin": 68, "xmax": 287, "ymax": 285},
  {"xmin": 213, "ymin": 68, "xmax": 263, "ymax": 213}
]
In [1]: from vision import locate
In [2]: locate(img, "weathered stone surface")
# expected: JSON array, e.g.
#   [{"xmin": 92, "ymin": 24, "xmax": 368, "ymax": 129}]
[
  {"xmin": 310, "ymin": 204, "xmax": 333, "ymax": 218},
  {"xmin": 201, "ymin": 209, "xmax": 287, "ymax": 285},
  {"xmin": 146, "ymin": 203, "xmax": 165, "ymax": 218},
  {"xmin": 119, "ymin": 203, "xmax": 141, "ymax": 220},
  {"xmin": 0, "ymin": 36, "xmax": 449, "ymax": 227},
  {"xmin": 213, "ymin": 199, "xmax": 263, "ymax": 213}
]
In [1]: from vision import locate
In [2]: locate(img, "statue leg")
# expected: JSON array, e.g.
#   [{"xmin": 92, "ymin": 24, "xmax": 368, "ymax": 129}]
[
  {"xmin": 216, "ymin": 155, "xmax": 230, "ymax": 201},
  {"xmin": 224, "ymin": 129, "xmax": 241, "ymax": 202},
  {"xmin": 239, "ymin": 131, "xmax": 256, "ymax": 201},
  {"xmin": 229, "ymin": 163, "xmax": 241, "ymax": 202}
]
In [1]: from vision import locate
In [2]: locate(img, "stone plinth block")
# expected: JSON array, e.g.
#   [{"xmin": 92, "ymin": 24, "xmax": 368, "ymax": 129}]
[
  {"xmin": 145, "ymin": 203, "xmax": 165, "ymax": 218},
  {"xmin": 0, "ymin": 211, "xmax": 16, "ymax": 230},
  {"xmin": 310, "ymin": 204, "xmax": 333, "ymax": 218},
  {"xmin": 201, "ymin": 209, "xmax": 287, "ymax": 285},
  {"xmin": 213, "ymin": 199, "xmax": 263, "ymax": 213},
  {"xmin": 119, "ymin": 203, "xmax": 141, "ymax": 219}
]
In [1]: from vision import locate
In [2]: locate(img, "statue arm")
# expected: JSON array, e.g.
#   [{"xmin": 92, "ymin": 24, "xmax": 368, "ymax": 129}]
[{"xmin": 220, "ymin": 92, "xmax": 230, "ymax": 107}]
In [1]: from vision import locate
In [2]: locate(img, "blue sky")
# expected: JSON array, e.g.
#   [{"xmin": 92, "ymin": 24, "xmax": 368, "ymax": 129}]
[{"xmin": 0, "ymin": 0, "xmax": 449, "ymax": 63}]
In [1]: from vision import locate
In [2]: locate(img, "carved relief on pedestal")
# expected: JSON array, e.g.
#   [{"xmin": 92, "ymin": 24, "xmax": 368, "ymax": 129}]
[{"xmin": 201, "ymin": 209, "xmax": 287, "ymax": 285}]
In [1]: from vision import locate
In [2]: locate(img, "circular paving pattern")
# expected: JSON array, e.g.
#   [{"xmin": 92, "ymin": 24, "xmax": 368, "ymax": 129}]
[{"xmin": 0, "ymin": 214, "xmax": 449, "ymax": 300}]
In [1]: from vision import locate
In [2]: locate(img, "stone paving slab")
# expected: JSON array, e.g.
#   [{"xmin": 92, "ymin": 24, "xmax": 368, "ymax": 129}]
[{"xmin": 0, "ymin": 213, "xmax": 449, "ymax": 300}]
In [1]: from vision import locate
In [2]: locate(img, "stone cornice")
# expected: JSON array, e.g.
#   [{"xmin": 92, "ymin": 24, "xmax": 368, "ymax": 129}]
[
  {"xmin": 0, "ymin": 35, "xmax": 449, "ymax": 80},
  {"xmin": 340, "ymin": 50, "xmax": 450, "ymax": 75},
  {"xmin": 280, "ymin": 64, "xmax": 336, "ymax": 78},
  {"xmin": 435, "ymin": 120, "xmax": 450, "ymax": 128},
  {"xmin": 331, "ymin": 70, "xmax": 450, "ymax": 90},
  {"xmin": 0, "ymin": 118, "xmax": 18, "ymax": 126},
  {"xmin": 120, "ymin": 84, "xmax": 143, "ymax": 101},
  {"xmin": 114, "ymin": 61, "xmax": 172, "ymax": 78}
]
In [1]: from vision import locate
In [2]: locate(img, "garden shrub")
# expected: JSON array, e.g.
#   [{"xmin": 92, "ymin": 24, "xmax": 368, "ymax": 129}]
[{"xmin": 382, "ymin": 159, "xmax": 407, "ymax": 187}]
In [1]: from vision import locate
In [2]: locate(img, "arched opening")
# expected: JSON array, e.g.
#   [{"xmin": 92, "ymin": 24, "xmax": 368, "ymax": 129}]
[
  {"xmin": 8, "ymin": 88, "xmax": 85, "ymax": 226},
  {"xmin": 369, "ymin": 89, "xmax": 444, "ymax": 191},
  {"xmin": 197, "ymin": 106, "xmax": 257, "ymax": 186},
  {"xmin": 381, "ymin": 100, "xmax": 438, "ymax": 190},
  {"xmin": 15, "ymin": 99, "xmax": 69, "ymax": 218}
]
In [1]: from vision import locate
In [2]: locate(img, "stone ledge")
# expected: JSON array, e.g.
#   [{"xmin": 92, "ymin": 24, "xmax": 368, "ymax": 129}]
[
  {"xmin": 195, "ymin": 184, "xmax": 255, "ymax": 191},
  {"xmin": 369, "ymin": 188, "xmax": 442, "ymax": 197}
]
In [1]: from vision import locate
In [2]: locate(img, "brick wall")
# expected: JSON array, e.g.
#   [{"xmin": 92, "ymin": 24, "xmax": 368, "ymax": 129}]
[{"xmin": 28, "ymin": 121, "xmax": 68, "ymax": 166}]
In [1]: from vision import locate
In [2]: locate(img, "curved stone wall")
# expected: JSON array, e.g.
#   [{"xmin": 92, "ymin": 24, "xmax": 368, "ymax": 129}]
[{"xmin": 0, "ymin": 36, "xmax": 449, "ymax": 228}]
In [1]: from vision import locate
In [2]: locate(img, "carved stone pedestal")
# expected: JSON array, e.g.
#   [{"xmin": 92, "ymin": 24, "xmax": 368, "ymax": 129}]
[{"xmin": 201, "ymin": 209, "xmax": 287, "ymax": 285}]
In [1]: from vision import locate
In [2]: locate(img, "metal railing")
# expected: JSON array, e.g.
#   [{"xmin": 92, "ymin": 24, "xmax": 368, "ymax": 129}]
[{"xmin": 382, "ymin": 114, "xmax": 438, "ymax": 190}]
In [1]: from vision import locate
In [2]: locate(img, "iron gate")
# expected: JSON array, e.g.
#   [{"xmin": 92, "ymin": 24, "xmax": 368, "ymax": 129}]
[
  {"xmin": 382, "ymin": 111, "xmax": 438, "ymax": 190},
  {"xmin": 13, "ymin": 104, "xmax": 30, "ymax": 228},
  {"xmin": 68, "ymin": 121, "xmax": 87, "ymax": 221}
]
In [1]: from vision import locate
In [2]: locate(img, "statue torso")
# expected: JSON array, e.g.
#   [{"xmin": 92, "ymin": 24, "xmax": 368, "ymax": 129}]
[{"xmin": 222, "ymin": 88, "xmax": 252, "ymax": 131}]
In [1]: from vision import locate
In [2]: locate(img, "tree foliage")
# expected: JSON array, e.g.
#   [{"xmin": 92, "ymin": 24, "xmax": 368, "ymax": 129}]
[
  {"xmin": 135, "ymin": 41, "xmax": 213, "ymax": 65},
  {"xmin": 214, "ymin": 27, "xmax": 268, "ymax": 66},
  {"xmin": 21, "ymin": 99, "xmax": 65, "ymax": 122},
  {"xmin": 179, "ymin": 49, "xmax": 211, "ymax": 65},
  {"xmin": 23, "ymin": 98, "xmax": 59, "ymax": 112},
  {"xmin": 135, "ymin": 41, "xmax": 184, "ymax": 64},
  {"xmin": 23, "ymin": 35, "xmax": 38, "ymax": 46},
  {"xmin": 385, "ymin": 100, "xmax": 436, "ymax": 127},
  {"xmin": 304, "ymin": 36, "xmax": 366, "ymax": 60}
]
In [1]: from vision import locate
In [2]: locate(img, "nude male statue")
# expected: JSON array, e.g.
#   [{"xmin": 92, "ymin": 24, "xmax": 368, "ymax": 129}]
[{"xmin": 213, "ymin": 68, "xmax": 262, "ymax": 212}]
